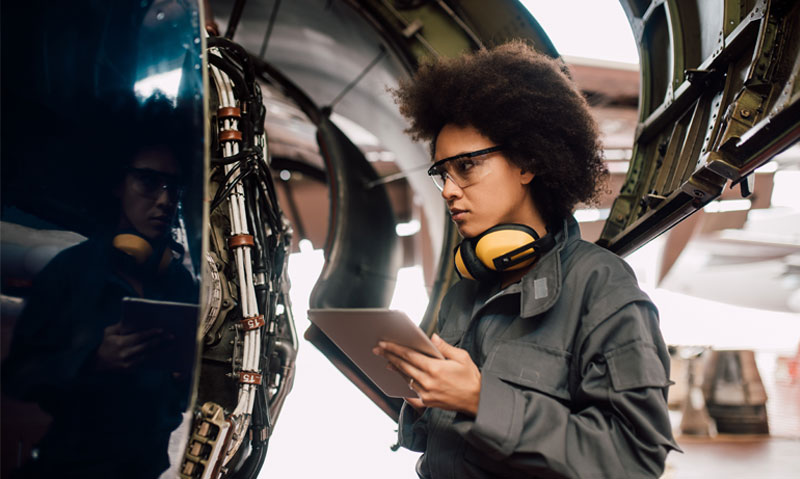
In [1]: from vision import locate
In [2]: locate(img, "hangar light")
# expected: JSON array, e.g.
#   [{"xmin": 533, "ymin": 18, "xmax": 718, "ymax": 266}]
[{"xmin": 133, "ymin": 68, "xmax": 182, "ymax": 103}]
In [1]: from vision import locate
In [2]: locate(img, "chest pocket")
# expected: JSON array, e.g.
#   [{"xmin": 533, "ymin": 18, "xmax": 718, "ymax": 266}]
[{"xmin": 484, "ymin": 340, "xmax": 572, "ymax": 402}]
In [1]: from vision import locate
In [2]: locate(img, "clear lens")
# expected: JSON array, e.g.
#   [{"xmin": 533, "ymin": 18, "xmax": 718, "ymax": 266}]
[
  {"xmin": 428, "ymin": 156, "xmax": 493, "ymax": 191},
  {"xmin": 430, "ymin": 168, "xmax": 447, "ymax": 191},
  {"xmin": 129, "ymin": 169, "xmax": 184, "ymax": 200}
]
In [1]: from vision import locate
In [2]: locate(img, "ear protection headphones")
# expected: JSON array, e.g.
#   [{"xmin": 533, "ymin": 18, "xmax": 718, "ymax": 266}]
[
  {"xmin": 112, "ymin": 232, "xmax": 173, "ymax": 275},
  {"xmin": 454, "ymin": 224, "xmax": 555, "ymax": 282}
]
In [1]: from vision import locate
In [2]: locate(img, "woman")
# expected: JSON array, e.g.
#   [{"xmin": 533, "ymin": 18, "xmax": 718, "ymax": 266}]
[
  {"xmin": 2, "ymin": 97, "xmax": 198, "ymax": 478},
  {"xmin": 374, "ymin": 41, "xmax": 678, "ymax": 478}
]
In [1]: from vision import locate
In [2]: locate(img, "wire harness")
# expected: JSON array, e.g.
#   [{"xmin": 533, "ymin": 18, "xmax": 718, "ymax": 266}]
[{"xmin": 181, "ymin": 35, "xmax": 297, "ymax": 479}]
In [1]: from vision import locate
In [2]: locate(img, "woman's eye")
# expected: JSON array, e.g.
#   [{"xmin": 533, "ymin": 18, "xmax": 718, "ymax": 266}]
[
  {"xmin": 452, "ymin": 159, "xmax": 475, "ymax": 174},
  {"xmin": 133, "ymin": 172, "xmax": 161, "ymax": 192},
  {"xmin": 141, "ymin": 176, "xmax": 160, "ymax": 190}
]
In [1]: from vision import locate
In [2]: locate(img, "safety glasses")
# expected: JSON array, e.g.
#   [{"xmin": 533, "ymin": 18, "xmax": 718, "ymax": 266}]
[
  {"xmin": 126, "ymin": 167, "xmax": 184, "ymax": 201},
  {"xmin": 426, "ymin": 145, "xmax": 503, "ymax": 191}
]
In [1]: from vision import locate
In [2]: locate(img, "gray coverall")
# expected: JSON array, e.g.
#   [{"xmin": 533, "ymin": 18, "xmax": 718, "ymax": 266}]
[{"xmin": 398, "ymin": 217, "xmax": 679, "ymax": 478}]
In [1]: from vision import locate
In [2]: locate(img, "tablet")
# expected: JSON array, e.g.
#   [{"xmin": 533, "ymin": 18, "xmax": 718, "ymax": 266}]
[
  {"xmin": 307, "ymin": 308, "xmax": 443, "ymax": 398},
  {"xmin": 121, "ymin": 297, "xmax": 199, "ymax": 375}
]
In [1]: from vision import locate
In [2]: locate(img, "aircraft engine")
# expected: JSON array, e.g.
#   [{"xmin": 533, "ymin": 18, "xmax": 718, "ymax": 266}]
[{"xmin": 180, "ymin": 36, "xmax": 298, "ymax": 479}]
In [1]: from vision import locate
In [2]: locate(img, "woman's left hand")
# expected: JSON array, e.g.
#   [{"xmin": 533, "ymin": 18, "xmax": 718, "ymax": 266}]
[{"xmin": 373, "ymin": 334, "xmax": 481, "ymax": 417}]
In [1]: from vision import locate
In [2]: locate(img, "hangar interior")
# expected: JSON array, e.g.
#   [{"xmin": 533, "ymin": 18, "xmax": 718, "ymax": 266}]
[{"xmin": 1, "ymin": 0, "xmax": 798, "ymax": 478}]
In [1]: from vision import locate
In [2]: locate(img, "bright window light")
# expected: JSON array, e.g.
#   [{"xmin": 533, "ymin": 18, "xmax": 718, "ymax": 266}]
[
  {"xmin": 703, "ymin": 199, "xmax": 752, "ymax": 213},
  {"xmin": 298, "ymin": 238, "xmax": 314, "ymax": 253},
  {"xmin": 771, "ymin": 170, "xmax": 800, "ymax": 209},
  {"xmin": 396, "ymin": 219, "xmax": 421, "ymax": 237},
  {"xmin": 757, "ymin": 161, "xmax": 778, "ymax": 173},
  {"xmin": 520, "ymin": 0, "xmax": 639, "ymax": 65},
  {"xmin": 574, "ymin": 208, "xmax": 610, "ymax": 222},
  {"xmin": 390, "ymin": 265, "xmax": 429, "ymax": 324}
]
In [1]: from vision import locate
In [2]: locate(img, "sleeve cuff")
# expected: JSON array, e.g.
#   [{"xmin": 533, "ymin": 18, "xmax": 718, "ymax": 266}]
[
  {"xmin": 398, "ymin": 400, "xmax": 428, "ymax": 452},
  {"xmin": 463, "ymin": 371, "xmax": 526, "ymax": 459}
]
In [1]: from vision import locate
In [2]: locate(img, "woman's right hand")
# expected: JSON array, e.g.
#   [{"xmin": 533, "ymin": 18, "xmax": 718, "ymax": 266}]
[{"xmin": 94, "ymin": 322, "xmax": 166, "ymax": 371}]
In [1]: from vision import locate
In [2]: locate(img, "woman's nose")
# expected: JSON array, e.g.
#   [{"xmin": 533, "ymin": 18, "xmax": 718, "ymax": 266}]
[
  {"xmin": 441, "ymin": 175, "xmax": 462, "ymax": 199},
  {"xmin": 154, "ymin": 187, "xmax": 175, "ymax": 207}
]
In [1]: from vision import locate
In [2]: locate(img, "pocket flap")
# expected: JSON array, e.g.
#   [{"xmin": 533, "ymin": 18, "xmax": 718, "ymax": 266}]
[
  {"xmin": 485, "ymin": 340, "xmax": 572, "ymax": 401},
  {"xmin": 605, "ymin": 341, "xmax": 670, "ymax": 391}
]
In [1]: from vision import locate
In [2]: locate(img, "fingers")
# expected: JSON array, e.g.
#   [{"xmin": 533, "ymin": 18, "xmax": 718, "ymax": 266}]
[
  {"xmin": 373, "ymin": 337, "xmax": 482, "ymax": 416},
  {"xmin": 124, "ymin": 335, "xmax": 169, "ymax": 361},
  {"xmin": 375, "ymin": 341, "xmax": 436, "ymax": 370},
  {"xmin": 375, "ymin": 343, "xmax": 436, "ymax": 396},
  {"xmin": 99, "ymin": 326, "xmax": 170, "ymax": 369},
  {"xmin": 432, "ymin": 334, "xmax": 469, "ymax": 362},
  {"xmin": 118, "ymin": 328, "xmax": 165, "ymax": 347},
  {"xmin": 104, "ymin": 322, "xmax": 123, "ymax": 335},
  {"xmin": 380, "ymin": 348, "xmax": 425, "ymax": 385},
  {"xmin": 105, "ymin": 321, "xmax": 164, "ymax": 345}
]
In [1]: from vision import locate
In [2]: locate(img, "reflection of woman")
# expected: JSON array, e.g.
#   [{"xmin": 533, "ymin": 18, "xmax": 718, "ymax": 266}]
[
  {"xmin": 2, "ymin": 99, "xmax": 197, "ymax": 478},
  {"xmin": 375, "ymin": 42, "xmax": 678, "ymax": 478}
]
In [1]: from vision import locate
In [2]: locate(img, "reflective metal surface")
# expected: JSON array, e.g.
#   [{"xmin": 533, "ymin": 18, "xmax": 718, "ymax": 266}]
[{"xmin": 1, "ymin": 1, "xmax": 205, "ymax": 477}]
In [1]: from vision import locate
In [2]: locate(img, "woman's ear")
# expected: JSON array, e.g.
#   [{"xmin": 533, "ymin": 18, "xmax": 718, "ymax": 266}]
[{"xmin": 519, "ymin": 168, "xmax": 534, "ymax": 185}]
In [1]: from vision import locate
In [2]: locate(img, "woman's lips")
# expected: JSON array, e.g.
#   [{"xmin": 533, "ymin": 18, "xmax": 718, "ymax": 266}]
[
  {"xmin": 449, "ymin": 208, "xmax": 467, "ymax": 221},
  {"xmin": 150, "ymin": 216, "xmax": 170, "ymax": 227}
]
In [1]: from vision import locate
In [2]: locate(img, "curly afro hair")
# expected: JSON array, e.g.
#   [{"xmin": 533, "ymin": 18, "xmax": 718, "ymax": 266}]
[{"xmin": 392, "ymin": 40, "xmax": 608, "ymax": 227}]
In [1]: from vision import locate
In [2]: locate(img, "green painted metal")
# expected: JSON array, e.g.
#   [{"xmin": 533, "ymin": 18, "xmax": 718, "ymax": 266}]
[
  {"xmin": 599, "ymin": 0, "xmax": 800, "ymax": 255},
  {"xmin": 350, "ymin": 0, "xmax": 559, "ymax": 66}
]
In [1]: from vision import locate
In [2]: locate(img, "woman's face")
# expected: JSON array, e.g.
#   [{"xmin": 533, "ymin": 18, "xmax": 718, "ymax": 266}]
[
  {"xmin": 434, "ymin": 124, "xmax": 538, "ymax": 238},
  {"xmin": 117, "ymin": 147, "xmax": 182, "ymax": 240}
]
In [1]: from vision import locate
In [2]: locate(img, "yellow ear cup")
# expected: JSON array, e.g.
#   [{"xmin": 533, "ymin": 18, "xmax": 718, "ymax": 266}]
[
  {"xmin": 113, "ymin": 233, "xmax": 154, "ymax": 264},
  {"xmin": 113, "ymin": 233, "xmax": 173, "ymax": 273},
  {"xmin": 474, "ymin": 228, "xmax": 537, "ymax": 272},
  {"xmin": 454, "ymin": 246, "xmax": 476, "ymax": 280},
  {"xmin": 453, "ymin": 224, "xmax": 552, "ymax": 282},
  {"xmin": 157, "ymin": 248, "xmax": 173, "ymax": 272}
]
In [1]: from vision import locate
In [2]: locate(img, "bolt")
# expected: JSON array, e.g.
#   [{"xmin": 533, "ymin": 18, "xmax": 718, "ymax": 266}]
[
  {"xmin": 693, "ymin": 190, "xmax": 704, "ymax": 197},
  {"xmin": 741, "ymin": 109, "xmax": 751, "ymax": 118}
]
